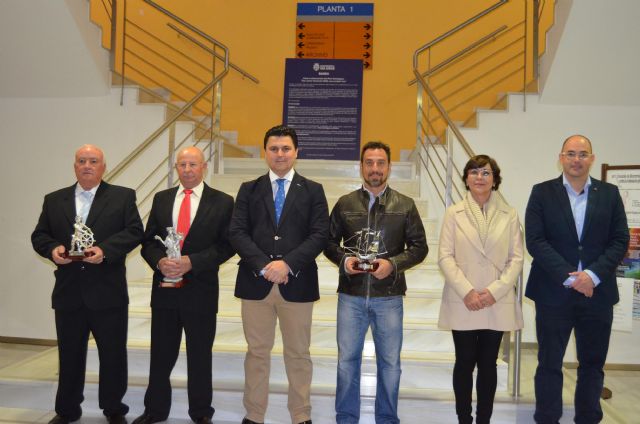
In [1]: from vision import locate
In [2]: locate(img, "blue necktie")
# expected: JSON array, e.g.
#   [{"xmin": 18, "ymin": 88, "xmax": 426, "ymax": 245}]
[{"xmin": 275, "ymin": 178, "xmax": 286, "ymax": 224}]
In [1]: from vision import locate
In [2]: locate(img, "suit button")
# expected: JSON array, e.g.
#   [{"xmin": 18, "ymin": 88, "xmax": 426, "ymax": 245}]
[
  {"xmin": 274, "ymin": 236, "xmax": 280, "ymax": 240},
  {"xmin": 578, "ymin": 245, "xmax": 583, "ymax": 251},
  {"xmin": 80, "ymin": 265, "xmax": 85, "ymax": 270}
]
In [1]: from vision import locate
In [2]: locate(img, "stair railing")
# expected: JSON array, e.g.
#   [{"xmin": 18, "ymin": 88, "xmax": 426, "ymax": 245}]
[
  {"xmin": 411, "ymin": 0, "xmax": 547, "ymax": 398},
  {"xmin": 102, "ymin": 0, "xmax": 257, "ymax": 219}
]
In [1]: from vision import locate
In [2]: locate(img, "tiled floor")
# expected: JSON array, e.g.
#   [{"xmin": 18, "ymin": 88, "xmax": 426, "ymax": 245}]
[{"xmin": 0, "ymin": 342, "xmax": 636, "ymax": 423}]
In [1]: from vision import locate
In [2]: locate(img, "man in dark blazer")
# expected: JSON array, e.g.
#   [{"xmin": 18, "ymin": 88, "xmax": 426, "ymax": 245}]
[
  {"xmin": 525, "ymin": 135, "xmax": 629, "ymax": 424},
  {"xmin": 32, "ymin": 144, "xmax": 144, "ymax": 424},
  {"xmin": 229, "ymin": 125, "xmax": 329, "ymax": 424},
  {"xmin": 132, "ymin": 146, "xmax": 234, "ymax": 424}
]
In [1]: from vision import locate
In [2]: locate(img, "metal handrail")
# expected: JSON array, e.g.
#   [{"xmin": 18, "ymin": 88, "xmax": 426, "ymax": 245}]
[
  {"xmin": 126, "ymin": 18, "xmax": 211, "ymax": 78},
  {"xmin": 105, "ymin": 69, "xmax": 228, "ymax": 183},
  {"xmin": 430, "ymin": 30, "xmax": 525, "ymax": 94},
  {"xmin": 408, "ymin": 25, "xmax": 508, "ymax": 86},
  {"xmin": 123, "ymin": 61, "xmax": 211, "ymax": 117},
  {"xmin": 412, "ymin": 0, "xmax": 508, "ymax": 80},
  {"xmin": 107, "ymin": 0, "xmax": 233, "ymax": 183},
  {"xmin": 167, "ymin": 23, "xmax": 259, "ymax": 84},
  {"xmin": 412, "ymin": 0, "xmax": 536, "ymax": 398},
  {"xmin": 414, "ymin": 72, "xmax": 474, "ymax": 159}
]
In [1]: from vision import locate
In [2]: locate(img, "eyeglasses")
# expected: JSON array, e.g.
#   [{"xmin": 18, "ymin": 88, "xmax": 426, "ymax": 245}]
[
  {"xmin": 561, "ymin": 151, "xmax": 592, "ymax": 160},
  {"xmin": 468, "ymin": 169, "xmax": 492, "ymax": 178}
]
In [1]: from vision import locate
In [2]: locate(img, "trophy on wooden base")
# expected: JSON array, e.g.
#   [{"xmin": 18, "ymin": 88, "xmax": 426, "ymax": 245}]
[
  {"xmin": 343, "ymin": 227, "xmax": 387, "ymax": 272},
  {"xmin": 63, "ymin": 216, "xmax": 96, "ymax": 261},
  {"xmin": 155, "ymin": 227, "xmax": 185, "ymax": 288}
]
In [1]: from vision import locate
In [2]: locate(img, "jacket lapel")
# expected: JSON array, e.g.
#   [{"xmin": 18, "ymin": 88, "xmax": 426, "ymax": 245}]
[
  {"xmin": 189, "ymin": 184, "xmax": 211, "ymax": 233},
  {"xmin": 62, "ymin": 184, "xmax": 78, "ymax": 227},
  {"xmin": 259, "ymin": 174, "xmax": 278, "ymax": 228},
  {"xmin": 160, "ymin": 187, "xmax": 179, "ymax": 233},
  {"xmin": 454, "ymin": 204, "xmax": 485, "ymax": 254},
  {"xmin": 552, "ymin": 176, "xmax": 580, "ymax": 242},
  {"xmin": 85, "ymin": 182, "xmax": 109, "ymax": 227},
  {"xmin": 277, "ymin": 173, "xmax": 303, "ymax": 227},
  {"xmin": 483, "ymin": 207, "xmax": 509, "ymax": 254}
]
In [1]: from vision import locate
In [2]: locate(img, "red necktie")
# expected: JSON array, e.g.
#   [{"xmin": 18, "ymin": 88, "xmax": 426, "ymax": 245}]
[{"xmin": 177, "ymin": 189, "xmax": 193, "ymax": 249}]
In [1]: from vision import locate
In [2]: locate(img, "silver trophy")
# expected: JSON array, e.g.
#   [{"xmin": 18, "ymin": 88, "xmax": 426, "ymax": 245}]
[
  {"xmin": 343, "ymin": 227, "xmax": 387, "ymax": 272},
  {"xmin": 64, "ymin": 216, "xmax": 96, "ymax": 260},
  {"xmin": 155, "ymin": 227, "xmax": 185, "ymax": 288}
]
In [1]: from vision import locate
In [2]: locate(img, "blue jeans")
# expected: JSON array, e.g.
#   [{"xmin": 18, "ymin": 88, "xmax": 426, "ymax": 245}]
[{"xmin": 335, "ymin": 293, "xmax": 403, "ymax": 424}]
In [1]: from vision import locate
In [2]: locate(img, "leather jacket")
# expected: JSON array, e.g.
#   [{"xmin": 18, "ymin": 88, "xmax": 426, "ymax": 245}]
[{"xmin": 324, "ymin": 186, "xmax": 428, "ymax": 297}]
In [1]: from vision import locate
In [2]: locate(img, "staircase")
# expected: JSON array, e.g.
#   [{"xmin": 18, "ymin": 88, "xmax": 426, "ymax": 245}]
[{"xmin": 85, "ymin": 158, "xmax": 511, "ymax": 398}]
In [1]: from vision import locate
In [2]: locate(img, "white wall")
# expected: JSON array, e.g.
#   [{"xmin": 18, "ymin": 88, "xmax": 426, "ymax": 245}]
[
  {"xmin": 540, "ymin": 0, "xmax": 640, "ymax": 106},
  {"xmin": 0, "ymin": 0, "xmax": 110, "ymax": 97},
  {"xmin": 461, "ymin": 93, "xmax": 640, "ymax": 359},
  {"xmin": 0, "ymin": 88, "xmax": 170, "ymax": 339}
]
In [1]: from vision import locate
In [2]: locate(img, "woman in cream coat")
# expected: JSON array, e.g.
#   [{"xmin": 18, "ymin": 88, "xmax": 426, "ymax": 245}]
[{"xmin": 438, "ymin": 155, "xmax": 523, "ymax": 424}]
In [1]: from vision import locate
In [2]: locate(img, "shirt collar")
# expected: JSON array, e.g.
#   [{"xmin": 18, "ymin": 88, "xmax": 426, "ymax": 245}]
[
  {"xmin": 178, "ymin": 180, "xmax": 204, "ymax": 197},
  {"xmin": 562, "ymin": 174, "xmax": 592, "ymax": 195},
  {"xmin": 362, "ymin": 183, "xmax": 388, "ymax": 199},
  {"xmin": 75, "ymin": 182, "xmax": 100, "ymax": 196},
  {"xmin": 269, "ymin": 168, "xmax": 295, "ymax": 184}
]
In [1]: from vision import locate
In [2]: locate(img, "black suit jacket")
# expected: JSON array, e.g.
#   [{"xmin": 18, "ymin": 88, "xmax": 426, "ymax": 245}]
[
  {"xmin": 230, "ymin": 172, "xmax": 329, "ymax": 302},
  {"xmin": 141, "ymin": 183, "xmax": 235, "ymax": 312},
  {"xmin": 32, "ymin": 182, "xmax": 144, "ymax": 311},
  {"xmin": 525, "ymin": 175, "xmax": 629, "ymax": 307}
]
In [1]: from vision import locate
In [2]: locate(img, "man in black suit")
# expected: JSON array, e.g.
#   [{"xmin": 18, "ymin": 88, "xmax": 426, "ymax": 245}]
[
  {"xmin": 32, "ymin": 144, "xmax": 144, "ymax": 424},
  {"xmin": 132, "ymin": 146, "xmax": 234, "ymax": 424},
  {"xmin": 525, "ymin": 135, "xmax": 629, "ymax": 423},
  {"xmin": 229, "ymin": 125, "xmax": 329, "ymax": 424}
]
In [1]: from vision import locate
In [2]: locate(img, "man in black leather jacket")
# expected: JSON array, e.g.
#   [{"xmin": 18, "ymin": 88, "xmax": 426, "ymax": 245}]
[{"xmin": 324, "ymin": 141, "xmax": 428, "ymax": 424}]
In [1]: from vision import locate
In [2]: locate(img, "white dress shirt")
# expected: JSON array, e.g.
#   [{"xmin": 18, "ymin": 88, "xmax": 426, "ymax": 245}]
[{"xmin": 172, "ymin": 181, "xmax": 204, "ymax": 228}]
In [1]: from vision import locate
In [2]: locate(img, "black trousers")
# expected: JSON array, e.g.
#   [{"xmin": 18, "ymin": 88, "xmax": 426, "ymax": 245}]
[
  {"xmin": 533, "ymin": 296, "xmax": 613, "ymax": 424},
  {"xmin": 452, "ymin": 329, "xmax": 504, "ymax": 424},
  {"xmin": 54, "ymin": 305, "xmax": 129, "ymax": 420},
  {"xmin": 143, "ymin": 306, "xmax": 217, "ymax": 421}
]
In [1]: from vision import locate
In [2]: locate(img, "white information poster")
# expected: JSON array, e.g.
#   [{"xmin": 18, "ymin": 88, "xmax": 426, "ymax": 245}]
[{"xmin": 613, "ymin": 277, "xmax": 634, "ymax": 332}]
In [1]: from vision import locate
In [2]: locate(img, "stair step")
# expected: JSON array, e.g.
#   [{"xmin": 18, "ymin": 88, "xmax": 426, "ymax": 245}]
[
  {"xmin": 210, "ymin": 174, "xmax": 420, "ymax": 198},
  {"xmin": 221, "ymin": 158, "xmax": 416, "ymax": 179},
  {"xmin": 85, "ymin": 344, "xmax": 508, "ymax": 394}
]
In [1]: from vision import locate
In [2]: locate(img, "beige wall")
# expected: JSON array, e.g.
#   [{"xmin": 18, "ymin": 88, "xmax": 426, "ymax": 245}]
[{"xmin": 103, "ymin": 0, "xmax": 544, "ymax": 159}]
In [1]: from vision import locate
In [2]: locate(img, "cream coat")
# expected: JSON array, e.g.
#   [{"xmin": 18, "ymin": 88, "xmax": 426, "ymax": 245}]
[{"xmin": 437, "ymin": 195, "xmax": 524, "ymax": 331}]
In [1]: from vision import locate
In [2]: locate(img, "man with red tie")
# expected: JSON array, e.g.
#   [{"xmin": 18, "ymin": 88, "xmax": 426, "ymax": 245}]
[{"xmin": 133, "ymin": 146, "xmax": 235, "ymax": 424}]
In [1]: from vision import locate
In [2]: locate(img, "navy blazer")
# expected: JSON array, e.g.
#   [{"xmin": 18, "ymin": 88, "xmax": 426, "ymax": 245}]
[
  {"xmin": 525, "ymin": 176, "xmax": 629, "ymax": 306},
  {"xmin": 229, "ymin": 172, "xmax": 329, "ymax": 302},
  {"xmin": 141, "ymin": 183, "xmax": 235, "ymax": 313},
  {"xmin": 32, "ymin": 182, "xmax": 144, "ymax": 311}
]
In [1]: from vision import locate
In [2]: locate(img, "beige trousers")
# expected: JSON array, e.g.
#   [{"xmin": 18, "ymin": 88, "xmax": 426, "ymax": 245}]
[{"xmin": 241, "ymin": 284, "xmax": 314, "ymax": 423}]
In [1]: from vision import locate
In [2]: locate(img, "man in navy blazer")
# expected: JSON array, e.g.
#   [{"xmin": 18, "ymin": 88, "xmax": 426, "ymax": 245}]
[
  {"xmin": 229, "ymin": 125, "xmax": 328, "ymax": 424},
  {"xmin": 133, "ymin": 146, "xmax": 234, "ymax": 424},
  {"xmin": 525, "ymin": 135, "xmax": 629, "ymax": 424},
  {"xmin": 32, "ymin": 145, "xmax": 144, "ymax": 424}
]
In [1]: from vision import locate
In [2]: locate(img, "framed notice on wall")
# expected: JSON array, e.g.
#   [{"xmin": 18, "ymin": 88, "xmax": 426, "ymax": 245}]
[{"xmin": 283, "ymin": 58, "xmax": 363, "ymax": 160}]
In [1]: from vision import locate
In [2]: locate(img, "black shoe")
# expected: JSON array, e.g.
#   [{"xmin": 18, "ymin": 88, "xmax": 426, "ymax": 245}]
[
  {"xmin": 48, "ymin": 416, "xmax": 71, "ymax": 424},
  {"xmin": 193, "ymin": 417, "xmax": 212, "ymax": 424},
  {"xmin": 131, "ymin": 412, "xmax": 163, "ymax": 424},
  {"xmin": 241, "ymin": 419, "xmax": 263, "ymax": 424},
  {"xmin": 106, "ymin": 414, "xmax": 128, "ymax": 424},
  {"xmin": 297, "ymin": 421, "xmax": 312, "ymax": 424}
]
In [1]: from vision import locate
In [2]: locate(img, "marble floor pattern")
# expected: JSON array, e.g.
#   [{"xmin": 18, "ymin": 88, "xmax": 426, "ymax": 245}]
[{"xmin": 0, "ymin": 342, "xmax": 637, "ymax": 423}]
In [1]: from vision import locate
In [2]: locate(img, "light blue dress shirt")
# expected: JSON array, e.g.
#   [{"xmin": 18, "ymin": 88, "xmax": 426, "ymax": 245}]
[{"xmin": 562, "ymin": 174, "xmax": 601, "ymax": 287}]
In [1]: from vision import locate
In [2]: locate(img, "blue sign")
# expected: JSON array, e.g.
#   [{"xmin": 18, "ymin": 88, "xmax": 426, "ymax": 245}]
[
  {"xmin": 297, "ymin": 3, "xmax": 374, "ymax": 17},
  {"xmin": 283, "ymin": 59, "xmax": 363, "ymax": 160}
]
